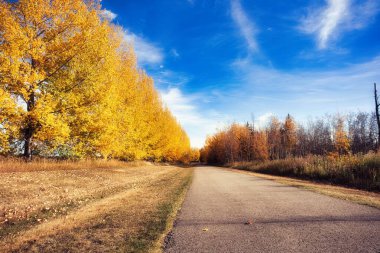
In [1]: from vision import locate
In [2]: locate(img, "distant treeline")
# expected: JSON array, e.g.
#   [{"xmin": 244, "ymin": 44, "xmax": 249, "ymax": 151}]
[
  {"xmin": 200, "ymin": 112, "xmax": 378, "ymax": 164},
  {"xmin": 200, "ymin": 112, "xmax": 380, "ymax": 190},
  {"xmin": 0, "ymin": 0, "xmax": 198, "ymax": 162}
]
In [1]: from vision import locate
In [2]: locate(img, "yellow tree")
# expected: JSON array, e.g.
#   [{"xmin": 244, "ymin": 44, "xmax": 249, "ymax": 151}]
[
  {"xmin": 252, "ymin": 131, "xmax": 269, "ymax": 161},
  {"xmin": 0, "ymin": 0, "xmax": 191, "ymax": 162},
  {"xmin": 0, "ymin": 0, "xmax": 119, "ymax": 159},
  {"xmin": 282, "ymin": 114, "xmax": 297, "ymax": 157},
  {"xmin": 334, "ymin": 117, "xmax": 350, "ymax": 155},
  {"xmin": 0, "ymin": 89, "xmax": 20, "ymax": 154}
]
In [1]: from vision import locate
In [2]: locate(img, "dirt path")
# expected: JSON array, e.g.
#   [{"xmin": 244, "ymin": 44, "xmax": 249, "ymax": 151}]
[{"xmin": 165, "ymin": 166, "xmax": 380, "ymax": 253}]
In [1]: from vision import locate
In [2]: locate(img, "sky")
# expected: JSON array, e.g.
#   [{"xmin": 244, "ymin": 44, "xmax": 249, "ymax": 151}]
[{"xmin": 101, "ymin": 0, "xmax": 380, "ymax": 148}]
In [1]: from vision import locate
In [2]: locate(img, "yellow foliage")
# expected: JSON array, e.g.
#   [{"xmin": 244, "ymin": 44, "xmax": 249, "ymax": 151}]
[
  {"xmin": 334, "ymin": 117, "xmax": 350, "ymax": 155},
  {"xmin": 0, "ymin": 0, "xmax": 191, "ymax": 161}
]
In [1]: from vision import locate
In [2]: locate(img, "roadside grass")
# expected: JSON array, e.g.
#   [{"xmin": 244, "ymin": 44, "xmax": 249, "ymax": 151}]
[
  {"xmin": 227, "ymin": 168, "xmax": 380, "ymax": 209},
  {"xmin": 229, "ymin": 153, "xmax": 380, "ymax": 191},
  {"xmin": 127, "ymin": 171, "xmax": 193, "ymax": 253},
  {"xmin": 0, "ymin": 163, "xmax": 193, "ymax": 252}
]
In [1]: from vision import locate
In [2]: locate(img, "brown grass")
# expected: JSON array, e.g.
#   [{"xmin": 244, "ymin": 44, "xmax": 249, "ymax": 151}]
[
  {"xmin": 0, "ymin": 163, "xmax": 193, "ymax": 252},
  {"xmin": 0, "ymin": 157, "xmax": 152, "ymax": 173},
  {"xmin": 230, "ymin": 153, "xmax": 380, "ymax": 191},
  {"xmin": 227, "ymin": 168, "xmax": 380, "ymax": 209}
]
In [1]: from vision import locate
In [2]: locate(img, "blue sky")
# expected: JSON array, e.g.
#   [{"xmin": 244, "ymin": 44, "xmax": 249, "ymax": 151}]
[{"xmin": 102, "ymin": 0, "xmax": 380, "ymax": 148}]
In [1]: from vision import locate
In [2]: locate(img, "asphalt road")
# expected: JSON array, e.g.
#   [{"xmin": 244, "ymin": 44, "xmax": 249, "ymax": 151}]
[{"xmin": 165, "ymin": 166, "xmax": 380, "ymax": 253}]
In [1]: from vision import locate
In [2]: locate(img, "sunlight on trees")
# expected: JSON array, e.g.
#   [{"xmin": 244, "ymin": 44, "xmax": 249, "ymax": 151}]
[
  {"xmin": 201, "ymin": 113, "xmax": 378, "ymax": 164},
  {"xmin": 0, "ymin": 0, "xmax": 194, "ymax": 162}
]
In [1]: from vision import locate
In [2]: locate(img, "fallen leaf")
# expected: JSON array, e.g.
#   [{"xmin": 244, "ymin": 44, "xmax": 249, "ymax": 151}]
[
  {"xmin": 202, "ymin": 228, "xmax": 209, "ymax": 231},
  {"xmin": 244, "ymin": 220, "xmax": 253, "ymax": 225}
]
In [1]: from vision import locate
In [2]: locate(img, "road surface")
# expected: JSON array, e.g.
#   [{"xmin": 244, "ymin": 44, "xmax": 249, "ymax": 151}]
[{"xmin": 165, "ymin": 166, "xmax": 380, "ymax": 253}]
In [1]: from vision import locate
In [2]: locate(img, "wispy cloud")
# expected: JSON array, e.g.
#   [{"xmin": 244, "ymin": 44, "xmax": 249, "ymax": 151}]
[
  {"xmin": 152, "ymin": 69, "xmax": 189, "ymax": 88},
  {"xmin": 123, "ymin": 31, "xmax": 164, "ymax": 66},
  {"xmin": 300, "ymin": 0, "xmax": 379, "ymax": 49},
  {"xmin": 159, "ymin": 55, "xmax": 380, "ymax": 147},
  {"xmin": 231, "ymin": 0, "xmax": 259, "ymax": 53},
  {"xmin": 170, "ymin": 49, "xmax": 180, "ymax": 58},
  {"xmin": 226, "ymin": 55, "xmax": 380, "ymax": 121},
  {"xmin": 100, "ymin": 9, "xmax": 117, "ymax": 21}
]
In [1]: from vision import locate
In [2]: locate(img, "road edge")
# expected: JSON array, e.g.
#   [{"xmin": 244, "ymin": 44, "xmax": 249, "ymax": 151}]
[{"xmin": 150, "ymin": 168, "xmax": 194, "ymax": 253}]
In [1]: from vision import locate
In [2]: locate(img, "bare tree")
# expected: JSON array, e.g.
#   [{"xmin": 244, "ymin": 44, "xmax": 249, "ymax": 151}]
[{"xmin": 374, "ymin": 83, "xmax": 380, "ymax": 149}]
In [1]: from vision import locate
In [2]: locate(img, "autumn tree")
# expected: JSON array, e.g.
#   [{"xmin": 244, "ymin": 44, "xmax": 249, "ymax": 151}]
[
  {"xmin": 252, "ymin": 130, "xmax": 268, "ymax": 161},
  {"xmin": 202, "ymin": 112, "xmax": 377, "ymax": 165},
  {"xmin": 334, "ymin": 116, "xmax": 350, "ymax": 155},
  {"xmin": 0, "ymin": 89, "xmax": 20, "ymax": 154},
  {"xmin": 0, "ymin": 0, "xmax": 193, "ymax": 162},
  {"xmin": 0, "ymin": 0, "xmax": 119, "ymax": 159},
  {"xmin": 281, "ymin": 114, "xmax": 297, "ymax": 157},
  {"xmin": 267, "ymin": 116, "xmax": 281, "ymax": 159}
]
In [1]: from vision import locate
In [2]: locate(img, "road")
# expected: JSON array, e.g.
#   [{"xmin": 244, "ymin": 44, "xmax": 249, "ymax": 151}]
[{"xmin": 165, "ymin": 166, "xmax": 380, "ymax": 253}]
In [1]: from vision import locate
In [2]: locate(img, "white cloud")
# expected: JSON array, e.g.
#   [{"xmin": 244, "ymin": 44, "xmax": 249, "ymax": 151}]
[
  {"xmin": 100, "ymin": 9, "xmax": 117, "ymax": 21},
  {"xmin": 255, "ymin": 112, "xmax": 274, "ymax": 129},
  {"xmin": 231, "ymin": 0, "xmax": 259, "ymax": 53},
  {"xmin": 123, "ymin": 31, "xmax": 164, "ymax": 66},
  {"xmin": 224, "ymin": 55, "xmax": 380, "ymax": 123},
  {"xmin": 300, "ymin": 0, "xmax": 379, "ymax": 49},
  {"xmin": 160, "ymin": 87, "xmax": 228, "ymax": 148},
  {"xmin": 161, "ymin": 88, "xmax": 197, "ymax": 122},
  {"xmin": 157, "ymin": 56, "xmax": 380, "ymax": 148}
]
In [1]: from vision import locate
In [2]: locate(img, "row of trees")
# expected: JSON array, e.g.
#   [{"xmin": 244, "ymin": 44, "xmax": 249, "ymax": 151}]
[
  {"xmin": 0, "ymin": 0, "xmax": 195, "ymax": 162},
  {"xmin": 200, "ymin": 112, "xmax": 378, "ymax": 164}
]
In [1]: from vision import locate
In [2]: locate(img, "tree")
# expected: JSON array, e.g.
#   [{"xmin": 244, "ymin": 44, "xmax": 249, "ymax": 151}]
[
  {"xmin": 0, "ymin": 0, "xmax": 192, "ymax": 162},
  {"xmin": 334, "ymin": 116, "xmax": 350, "ymax": 155},
  {"xmin": 348, "ymin": 112, "xmax": 373, "ymax": 154},
  {"xmin": 307, "ymin": 117, "xmax": 333, "ymax": 155},
  {"xmin": 252, "ymin": 131, "xmax": 268, "ymax": 161},
  {"xmin": 282, "ymin": 114, "xmax": 297, "ymax": 157},
  {"xmin": 0, "ymin": 0, "xmax": 119, "ymax": 159},
  {"xmin": 374, "ymin": 83, "xmax": 380, "ymax": 149},
  {"xmin": 0, "ymin": 89, "xmax": 20, "ymax": 154},
  {"xmin": 267, "ymin": 116, "xmax": 281, "ymax": 159},
  {"xmin": 295, "ymin": 125, "xmax": 308, "ymax": 157}
]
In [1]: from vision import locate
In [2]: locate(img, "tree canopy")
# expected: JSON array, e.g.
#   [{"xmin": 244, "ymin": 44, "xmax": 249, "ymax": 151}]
[{"xmin": 0, "ymin": 0, "xmax": 195, "ymax": 162}]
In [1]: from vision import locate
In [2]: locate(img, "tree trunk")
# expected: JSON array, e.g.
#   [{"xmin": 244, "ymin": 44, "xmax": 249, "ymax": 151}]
[
  {"xmin": 23, "ymin": 135, "xmax": 32, "ymax": 160},
  {"xmin": 23, "ymin": 90, "xmax": 36, "ymax": 161},
  {"xmin": 374, "ymin": 83, "xmax": 380, "ymax": 149}
]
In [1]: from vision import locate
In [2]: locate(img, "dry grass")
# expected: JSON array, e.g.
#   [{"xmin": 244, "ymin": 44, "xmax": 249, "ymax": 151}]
[
  {"xmin": 0, "ymin": 157, "xmax": 151, "ymax": 173},
  {"xmin": 0, "ymin": 163, "xmax": 193, "ymax": 252},
  {"xmin": 230, "ymin": 153, "xmax": 380, "ymax": 191},
  {"xmin": 228, "ymin": 168, "xmax": 380, "ymax": 209}
]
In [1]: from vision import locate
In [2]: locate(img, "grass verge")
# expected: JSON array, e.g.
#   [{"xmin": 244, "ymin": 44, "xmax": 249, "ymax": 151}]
[
  {"xmin": 227, "ymin": 168, "xmax": 380, "ymax": 209},
  {"xmin": 229, "ymin": 154, "xmax": 380, "ymax": 191},
  {"xmin": 127, "ymin": 169, "xmax": 193, "ymax": 253}
]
